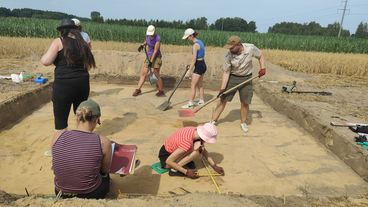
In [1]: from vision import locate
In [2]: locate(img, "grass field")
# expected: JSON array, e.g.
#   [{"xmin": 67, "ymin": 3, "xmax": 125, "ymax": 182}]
[
  {"xmin": 1, "ymin": 36, "xmax": 367, "ymax": 77},
  {"xmin": 0, "ymin": 37, "xmax": 368, "ymax": 76},
  {"xmin": 1, "ymin": 17, "xmax": 368, "ymax": 54}
]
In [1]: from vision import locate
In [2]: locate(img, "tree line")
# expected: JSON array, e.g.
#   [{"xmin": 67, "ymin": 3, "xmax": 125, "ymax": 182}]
[
  {"xmin": 0, "ymin": 7, "xmax": 89, "ymax": 21},
  {"xmin": 0, "ymin": 7, "xmax": 367, "ymax": 38},
  {"xmin": 268, "ymin": 21, "xmax": 367, "ymax": 38}
]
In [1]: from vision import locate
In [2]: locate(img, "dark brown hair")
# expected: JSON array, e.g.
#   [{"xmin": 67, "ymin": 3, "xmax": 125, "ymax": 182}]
[{"xmin": 59, "ymin": 28, "xmax": 96, "ymax": 70}]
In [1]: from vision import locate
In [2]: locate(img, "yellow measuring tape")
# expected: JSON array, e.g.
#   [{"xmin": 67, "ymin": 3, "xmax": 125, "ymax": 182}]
[{"xmin": 201, "ymin": 157, "xmax": 221, "ymax": 193}]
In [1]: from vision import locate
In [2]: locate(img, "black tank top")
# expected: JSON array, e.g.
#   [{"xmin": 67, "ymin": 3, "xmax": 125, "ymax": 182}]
[{"xmin": 53, "ymin": 37, "xmax": 89, "ymax": 79}]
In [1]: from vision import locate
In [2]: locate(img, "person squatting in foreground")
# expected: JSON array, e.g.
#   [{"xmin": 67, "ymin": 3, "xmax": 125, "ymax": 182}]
[
  {"xmin": 211, "ymin": 35, "xmax": 266, "ymax": 133},
  {"xmin": 51, "ymin": 99, "xmax": 112, "ymax": 199},
  {"xmin": 158, "ymin": 123, "xmax": 224, "ymax": 179},
  {"xmin": 41, "ymin": 18, "xmax": 96, "ymax": 132}
]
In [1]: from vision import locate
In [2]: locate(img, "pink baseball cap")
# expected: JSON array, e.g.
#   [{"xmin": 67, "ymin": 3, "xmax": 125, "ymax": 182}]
[{"xmin": 197, "ymin": 123, "xmax": 217, "ymax": 144}]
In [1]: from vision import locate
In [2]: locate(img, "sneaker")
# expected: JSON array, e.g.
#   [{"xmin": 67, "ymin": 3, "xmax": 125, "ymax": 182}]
[
  {"xmin": 168, "ymin": 169, "xmax": 185, "ymax": 177},
  {"xmin": 197, "ymin": 99, "xmax": 205, "ymax": 106},
  {"xmin": 209, "ymin": 120, "xmax": 217, "ymax": 125},
  {"xmin": 184, "ymin": 161, "xmax": 196, "ymax": 170},
  {"xmin": 240, "ymin": 123, "xmax": 249, "ymax": 133},
  {"xmin": 155, "ymin": 90, "xmax": 165, "ymax": 97},
  {"xmin": 181, "ymin": 102, "xmax": 194, "ymax": 109},
  {"xmin": 132, "ymin": 89, "xmax": 141, "ymax": 97}
]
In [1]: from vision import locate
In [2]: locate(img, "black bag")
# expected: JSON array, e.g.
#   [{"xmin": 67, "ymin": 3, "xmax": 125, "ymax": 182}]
[
  {"xmin": 349, "ymin": 125, "xmax": 368, "ymax": 134},
  {"xmin": 355, "ymin": 135, "xmax": 367, "ymax": 142}
]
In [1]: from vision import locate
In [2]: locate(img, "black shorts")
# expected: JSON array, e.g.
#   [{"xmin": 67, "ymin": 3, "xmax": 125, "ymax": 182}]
[
  {"xmin": 158, "ymin": 145, "xmax": 170, "ymax": 168},
  {"xmin": 193, "ymin": 60, "xmax": 207, "ymax": 75}
]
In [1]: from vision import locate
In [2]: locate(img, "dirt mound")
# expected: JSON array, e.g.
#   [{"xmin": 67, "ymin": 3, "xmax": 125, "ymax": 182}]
[{"xmin": 2, "ymin": 192, "xmax": 368, "ymax": 207}]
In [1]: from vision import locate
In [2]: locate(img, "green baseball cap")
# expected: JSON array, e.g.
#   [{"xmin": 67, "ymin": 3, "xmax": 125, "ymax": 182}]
[{"xmin": 77, "ymin": 99, "xmax": 101, "ymax": 117}]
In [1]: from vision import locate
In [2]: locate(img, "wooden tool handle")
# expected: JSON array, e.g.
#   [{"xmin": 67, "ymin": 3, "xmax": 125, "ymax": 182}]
[{"xmin": 194, "ymin": 75, "xmax": 259, "ymax": 113}]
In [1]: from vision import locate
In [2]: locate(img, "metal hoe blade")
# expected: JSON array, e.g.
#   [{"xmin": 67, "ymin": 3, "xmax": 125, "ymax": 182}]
[
  {"xmin": 148, "ymin": 70, "xmax": 158, "ymax": 85},
  {"xmin": 158, "ymin": 66, "xmax": 190, "ymax": 111},
  {"xmin": 158, "ymin": 101, "xmax": 171, "ymax": 111}
]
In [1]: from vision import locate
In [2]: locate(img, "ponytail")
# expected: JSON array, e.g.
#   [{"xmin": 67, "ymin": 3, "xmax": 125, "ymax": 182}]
[{"xmin": 76, "ymin": 106, "xmax": 99, "ymax": 124}]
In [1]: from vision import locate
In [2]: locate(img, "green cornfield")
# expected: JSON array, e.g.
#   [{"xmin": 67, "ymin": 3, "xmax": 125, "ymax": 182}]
[{"xmin": 1, "ymin": 17, "xmax": 368, "ymax": 53}]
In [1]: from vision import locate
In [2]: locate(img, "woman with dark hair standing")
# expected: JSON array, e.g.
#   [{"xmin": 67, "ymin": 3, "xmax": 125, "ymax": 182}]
[
  {"xmin": 41, "ymin": 19, "xmax": 96, "ymax": 132},
  {"xmin": 181, "ymin": 28, "xmax": 207, "ymax": 109}
]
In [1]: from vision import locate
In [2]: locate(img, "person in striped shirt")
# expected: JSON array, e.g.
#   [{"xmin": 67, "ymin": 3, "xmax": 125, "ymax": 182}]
[
  {"xmin": 158, "ymin": 123, "xmax": 224, "ymax": 179},
  {"xmin": 51, "ymin": 99, "xmax": 112, "ymax": 199}
]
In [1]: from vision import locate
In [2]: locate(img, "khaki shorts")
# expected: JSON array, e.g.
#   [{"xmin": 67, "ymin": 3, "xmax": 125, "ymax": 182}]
[
  {"xmin": 221, "ymin": 74, "xmax": 253, "ymax": 104},
  {"xmin": 144, "ymin": 56, "xmax": 162, "ymax": 69}
]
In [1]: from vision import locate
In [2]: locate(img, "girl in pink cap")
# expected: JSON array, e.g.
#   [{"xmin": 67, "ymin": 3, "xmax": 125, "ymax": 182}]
[{"xmin": 158, "ymin": 123, "xmax": 224, "ymax": 179}]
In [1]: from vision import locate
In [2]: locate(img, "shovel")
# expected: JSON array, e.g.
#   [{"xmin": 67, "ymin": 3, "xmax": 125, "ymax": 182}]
[
  {"xmin": 158, "ymin": 66, "xmax": 190, "ymax": 111},
  {"xmin": 143, "ymin": 46, "xmax": 158, "ymax": 85},
  {"xmin": 178, "ymin": 76, "xmax": 259, "ymax": 117}
]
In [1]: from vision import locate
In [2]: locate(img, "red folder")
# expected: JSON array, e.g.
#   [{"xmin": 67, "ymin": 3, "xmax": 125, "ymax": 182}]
[{"xmin": 110, "ymin": 143, "xmax": 137, "ymax": 175}]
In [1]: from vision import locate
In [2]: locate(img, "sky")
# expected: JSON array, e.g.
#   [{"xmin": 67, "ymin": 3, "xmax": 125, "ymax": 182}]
[{"xmin": 1, "ymin": 0, "xmax": 367, "ymax": 34}]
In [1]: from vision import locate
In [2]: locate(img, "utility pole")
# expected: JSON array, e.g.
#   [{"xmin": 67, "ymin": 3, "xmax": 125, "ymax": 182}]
[{"xmin": 338, "ymin": 0, "xmax": 348, "ymax": 38}]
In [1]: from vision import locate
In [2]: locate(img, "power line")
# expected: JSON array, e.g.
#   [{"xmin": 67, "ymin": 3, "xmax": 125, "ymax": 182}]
[{"xmin": 338, "ymin": 0, "xmax": 348, "ymax": 38}]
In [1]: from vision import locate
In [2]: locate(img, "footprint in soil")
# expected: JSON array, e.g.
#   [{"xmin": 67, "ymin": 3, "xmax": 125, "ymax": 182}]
[{"xmin": 95, "ymin": 112, "xmax": 137, "ymax": 136}]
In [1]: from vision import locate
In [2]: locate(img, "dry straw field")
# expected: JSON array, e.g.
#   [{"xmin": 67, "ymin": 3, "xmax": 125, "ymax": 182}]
[{"xmin": 1, "ymin": 36, "xmax": 368, "ymax": 77}]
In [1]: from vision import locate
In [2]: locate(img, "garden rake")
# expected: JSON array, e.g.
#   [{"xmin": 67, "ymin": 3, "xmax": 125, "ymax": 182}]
[{"xmin": 178, "ymin": 76, "xmax": 259, "ymax": 117}]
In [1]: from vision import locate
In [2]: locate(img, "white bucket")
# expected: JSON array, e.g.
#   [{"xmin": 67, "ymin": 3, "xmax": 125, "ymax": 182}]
[{"xmin": 11, "ymin": 74, "xmax": 22, "ymax": 83}]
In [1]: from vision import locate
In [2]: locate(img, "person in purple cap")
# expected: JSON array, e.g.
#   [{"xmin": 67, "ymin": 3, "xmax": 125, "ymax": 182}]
[
  {"xmin": 158, "ymin": 123, "xmax": 225, "ymax": 179},
  {"xmin": 133, "ymin": 25, "xmax": 165, "ymax": 97}
]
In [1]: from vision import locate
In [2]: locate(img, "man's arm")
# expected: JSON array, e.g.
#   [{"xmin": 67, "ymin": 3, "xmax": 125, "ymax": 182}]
[
  {"xmin": 220, "ymin": 53, "xmax": 232, "ymax": 89},
  {"xmin": 257, "ymin": 52, "xmax": 266, "ymax": 77},
  {"xmin": 258, "ymin": 53, "xmax": 266, "ymax": 69}
]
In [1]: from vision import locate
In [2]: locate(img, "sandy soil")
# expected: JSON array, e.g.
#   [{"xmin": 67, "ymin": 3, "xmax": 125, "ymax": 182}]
[
  {"xmin": 1, "ymin": 49, "xmax": 368, "ymax": 206},
  {"xmin": 1, "ymin": 82, "xmax": 368, "ymax": 206}
]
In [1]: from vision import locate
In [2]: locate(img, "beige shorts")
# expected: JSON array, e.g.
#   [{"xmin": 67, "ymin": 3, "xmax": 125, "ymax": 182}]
[
  {"xmin": 221, "ymin": 74, "xmax": 253, "ymax": 104},
  {"xmin": 144, "ymin": 56, "xmax": 162, "ymax": 69}
]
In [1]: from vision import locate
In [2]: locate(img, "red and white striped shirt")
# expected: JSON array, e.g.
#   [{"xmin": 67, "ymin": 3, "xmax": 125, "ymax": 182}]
[{"xmin": 164, "ymin": 127, "xmax": 196, "ymax": 153}]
